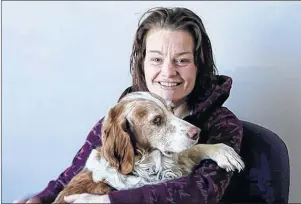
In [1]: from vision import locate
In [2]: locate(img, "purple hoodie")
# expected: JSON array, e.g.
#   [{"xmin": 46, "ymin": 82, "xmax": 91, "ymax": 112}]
[{"xmin": 35, "ymin": 75, "xmax": 243, "ymax": 204}]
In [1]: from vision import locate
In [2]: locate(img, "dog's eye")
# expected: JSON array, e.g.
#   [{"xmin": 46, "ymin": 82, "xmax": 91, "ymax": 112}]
[{"xmin": 152, "ymin": 116, "xmax": 163, "ymax": 126}]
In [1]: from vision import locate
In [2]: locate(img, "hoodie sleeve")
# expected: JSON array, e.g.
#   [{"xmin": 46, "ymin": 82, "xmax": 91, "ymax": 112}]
[
  {"xmin": 34, "ymin": 118, "xmax": 104, "ymax": 203},
  {"xmin": 108, "ymin": 107, "xmax": 243, "ymax": 204}
]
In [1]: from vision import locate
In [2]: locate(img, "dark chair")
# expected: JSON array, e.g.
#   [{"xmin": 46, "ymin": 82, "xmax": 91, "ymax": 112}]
[{"xmin": 221, "ymin": 120, "xmax": 290, "ymax": 203}]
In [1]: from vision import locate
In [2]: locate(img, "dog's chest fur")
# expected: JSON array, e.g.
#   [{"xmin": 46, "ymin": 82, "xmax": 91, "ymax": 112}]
[{"xmin": 85, "ymin": 149, "xmax": 186, "ymax": 190}]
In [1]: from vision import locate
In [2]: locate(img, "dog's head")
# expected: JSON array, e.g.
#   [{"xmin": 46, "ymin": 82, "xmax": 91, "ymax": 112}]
[{"xmin": 101, "ymin": 92, "xmax": 201, "ymax": 174}]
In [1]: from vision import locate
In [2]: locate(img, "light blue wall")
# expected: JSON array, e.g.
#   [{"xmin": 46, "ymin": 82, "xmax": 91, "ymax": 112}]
[{"xmin": 3, "ymin": 1, "xmax": 301, "ymax": 202}]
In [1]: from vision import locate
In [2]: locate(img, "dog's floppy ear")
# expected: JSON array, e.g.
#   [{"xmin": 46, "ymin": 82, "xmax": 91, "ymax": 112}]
[{"xmin": 101, "ymin": 103, "xmax": 134, "ymax": 174}]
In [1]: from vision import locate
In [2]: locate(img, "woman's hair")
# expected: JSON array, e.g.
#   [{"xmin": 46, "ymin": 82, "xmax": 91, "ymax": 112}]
[{"xmin": 130, "ymin": 7, "xmax": 218, "ymax": 108}]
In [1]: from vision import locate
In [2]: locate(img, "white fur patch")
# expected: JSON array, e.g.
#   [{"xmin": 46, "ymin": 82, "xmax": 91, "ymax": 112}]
[
  {"xmin": 85, "ymin": 149, "xmax": 142, "ymax": 190},
  {"xmin": 85, "ymin": 149, "xmax": 184, "ymax": 191},
  {"xmin": 121, "ymin": 92, "xmax": 168, "ymax": 110},
  {"xmin": 132, "ymin": 149, "xmax": 183, "ymax": 182},
  {"xmin": 206, "ymin": 143, "xmax": 245, "ymax": 172}
]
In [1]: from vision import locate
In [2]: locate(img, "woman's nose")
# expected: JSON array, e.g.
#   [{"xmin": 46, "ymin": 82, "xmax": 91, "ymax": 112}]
[{"xmin": 161, "ymin": 61, "xmax": 177, "ymax": 77}]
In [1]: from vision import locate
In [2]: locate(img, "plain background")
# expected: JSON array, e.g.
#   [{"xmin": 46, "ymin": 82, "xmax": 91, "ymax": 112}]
[{"xmin": 2, "ymin": 1, "xmax": 301, "ymax": 202}]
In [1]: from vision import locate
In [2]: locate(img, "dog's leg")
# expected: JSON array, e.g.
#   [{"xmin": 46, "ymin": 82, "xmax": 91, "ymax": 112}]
[
  {"xmin": 53, "ymin": 169, "xmax": 114, "ymax": 204},
  {"xmin": 179, "ymin": 143, "xmax": 245, "ymax": 172}
]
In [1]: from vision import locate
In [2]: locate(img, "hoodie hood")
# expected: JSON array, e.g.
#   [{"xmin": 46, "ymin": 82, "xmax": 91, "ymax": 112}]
[
  {"xmin": 192, "ymin": 75, "xmax": 232, "ymax": 114},
  {"xmin": 118, "ymin": 75, "xmax": 233, "ymax": 117}
]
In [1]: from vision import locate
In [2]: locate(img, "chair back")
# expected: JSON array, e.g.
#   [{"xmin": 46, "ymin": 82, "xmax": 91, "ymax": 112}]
[{"xmin": 221, "ymin": 121, "xmax": 290, "ymax": 203}]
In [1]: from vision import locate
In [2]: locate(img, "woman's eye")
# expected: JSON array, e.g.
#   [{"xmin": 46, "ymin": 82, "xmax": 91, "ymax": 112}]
[
  {"xmin": 152, "ymin": 116, "xmax": 163, "ymax": 126},
  {"xmin": 151, "ymin": 58, "xmax": 163, "ymax": 63},
  {"xmin": 175, "ymin": 58, "xmax": 190, "ymax": 65}
]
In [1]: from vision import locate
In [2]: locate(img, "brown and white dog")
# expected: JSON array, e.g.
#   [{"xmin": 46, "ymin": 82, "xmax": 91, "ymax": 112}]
[{"xmin": 53, "ymin": 92, "xmax": 244, "ymax": 203}]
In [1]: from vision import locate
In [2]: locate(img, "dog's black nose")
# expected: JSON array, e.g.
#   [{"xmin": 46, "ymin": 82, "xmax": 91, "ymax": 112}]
[{"xmin": 187, "ymin": 127, "xmax": 200, "ymax": 140}]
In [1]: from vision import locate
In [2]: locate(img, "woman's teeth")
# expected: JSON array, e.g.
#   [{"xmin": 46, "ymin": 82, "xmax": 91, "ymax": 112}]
[{"xmin": 159, "ymin": 82, "xmax": 180, "ymax": 87}]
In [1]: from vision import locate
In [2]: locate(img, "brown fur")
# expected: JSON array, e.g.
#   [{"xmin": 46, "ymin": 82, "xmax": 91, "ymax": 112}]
[
  {"xmin": 53, "ymin": 168, "xmax": 114, "ymax": 203},
  {"xmin": 101, "ymin": 102, "xmax": 135, "ymax": 175},
  {"xmin": 133, "ymin": 106, "xmax": 149, "ymax": 120}
]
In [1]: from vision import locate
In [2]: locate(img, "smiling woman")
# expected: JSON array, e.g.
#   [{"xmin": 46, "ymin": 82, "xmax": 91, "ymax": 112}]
[
  {"xmin": 144, "ymin": 29, "xmax": 197, "ymax": 105},
  {"xmin": 14, "ymin": 6, "xmax": 244, "ymax": 204}
]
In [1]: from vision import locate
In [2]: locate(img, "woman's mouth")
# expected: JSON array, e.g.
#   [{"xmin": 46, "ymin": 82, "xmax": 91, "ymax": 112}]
[{"xmin": 158, "ymin": 82, "xmax": 182, "ymax": 87}]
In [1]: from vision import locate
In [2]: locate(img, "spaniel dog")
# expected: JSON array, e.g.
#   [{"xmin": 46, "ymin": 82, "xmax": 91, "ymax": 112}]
[{"xmin": 53, "ymin": 92, "xmax": 244, "ymax": 203}]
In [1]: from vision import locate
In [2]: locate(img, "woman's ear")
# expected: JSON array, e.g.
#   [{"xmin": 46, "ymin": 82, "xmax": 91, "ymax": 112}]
[{"xmin": 101, "ymin": 104, "xmax": 134, "ymax": 174}]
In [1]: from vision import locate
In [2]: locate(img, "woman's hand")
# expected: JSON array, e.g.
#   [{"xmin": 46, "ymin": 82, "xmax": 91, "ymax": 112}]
[
  {"xmin": 13, "ymin": 197, "xmax": 41, "ymax": 203},
  {"xmin": 64, "ymin": 193, "xmax": 111, "ymax": 203}
]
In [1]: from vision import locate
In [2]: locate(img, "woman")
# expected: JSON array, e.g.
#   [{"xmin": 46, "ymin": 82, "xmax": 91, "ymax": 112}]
[{"xmin": 14, "ymin": 7, "xmax": 243, "ymax": 204}]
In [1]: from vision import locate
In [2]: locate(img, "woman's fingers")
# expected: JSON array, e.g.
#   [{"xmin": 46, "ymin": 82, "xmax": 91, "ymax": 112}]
[
  {"xmin": 64, "ymin": 194, "xmax": 81, "ymax": 203},
  {"xmin": 12, "ymin": 197, "xmax": 40, "ymax": 204},
  {"xmin": 26, "ymin": 197, "xmax": 41, "ymax": 203},
  {"xmin": 13, "ymin": 199, "xmax": 28, "ymax": 203}
]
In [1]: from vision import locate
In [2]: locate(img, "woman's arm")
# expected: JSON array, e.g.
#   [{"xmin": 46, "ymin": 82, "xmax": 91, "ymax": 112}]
[
  {"xmin": 106, "ymin": 107, "xmax": 243, "ymax": 204},
  {"xmin": 34, "ymin": 118, "xmax": 105, "ymax": 203}
]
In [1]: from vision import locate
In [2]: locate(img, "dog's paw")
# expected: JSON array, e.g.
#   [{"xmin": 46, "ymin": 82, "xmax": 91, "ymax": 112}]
[{"xmin": 210, "ymin": 144, "xmax": 245, "ymax": 172}]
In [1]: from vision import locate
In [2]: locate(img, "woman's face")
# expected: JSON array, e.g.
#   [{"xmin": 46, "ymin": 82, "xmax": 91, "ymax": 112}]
[{"xmin": 143, "ymin": 29, "xmax": 197, "ymax": 105}]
